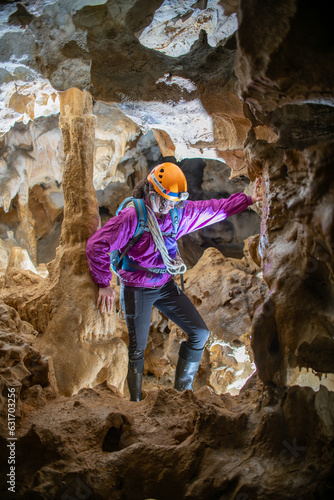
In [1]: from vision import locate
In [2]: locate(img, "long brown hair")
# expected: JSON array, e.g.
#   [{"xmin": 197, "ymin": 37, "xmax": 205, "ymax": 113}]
[{"xmin": 132, "ymin": 179, "xmax": 152, "ymax": 199}]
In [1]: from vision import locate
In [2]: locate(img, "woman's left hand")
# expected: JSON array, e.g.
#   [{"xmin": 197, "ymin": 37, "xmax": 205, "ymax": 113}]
[{"xmin": 252, "ymin": 177, "xmax": 263, "ymax": 203}]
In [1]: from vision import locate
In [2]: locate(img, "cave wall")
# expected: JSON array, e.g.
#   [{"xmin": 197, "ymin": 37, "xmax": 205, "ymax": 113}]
[
  {"xmin": 0, "ymin": 1, "xmax": 333, "ymax": 498},
  {"xmin": 0, "ymin": 0, "xmax": 333, "ymax": 396},
  {"xmin": 235, "ymin": 0, "xmax": 334, "ymax": 386}
]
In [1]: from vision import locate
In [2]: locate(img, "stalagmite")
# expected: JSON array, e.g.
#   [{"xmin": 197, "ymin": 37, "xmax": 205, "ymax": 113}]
[
  {"xmin": 2, "ymin": 89, "xmax": 128, "ymax": 396},
  {"xmin": 36, "ymin": 89, "xmax": 128, "ymax": 395}
]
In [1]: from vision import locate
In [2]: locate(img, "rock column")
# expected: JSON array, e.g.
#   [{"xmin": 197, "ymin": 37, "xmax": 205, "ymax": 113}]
[
  {"xmin": 34, "ymin": 89, "xmax": 127, "ymax": 396},
  {"xmin": 56, "ymin": 88, "xmax": 100, "ymax": 274},
  {"xmin": 246, "ymin": 139, "xmax": 334, "ymax": 386}
]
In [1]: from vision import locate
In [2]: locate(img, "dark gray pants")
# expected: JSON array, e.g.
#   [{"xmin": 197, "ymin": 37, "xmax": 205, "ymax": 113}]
[{"xmin": 120, "ymin": 279, "xmax": 210, "ymax": 361}]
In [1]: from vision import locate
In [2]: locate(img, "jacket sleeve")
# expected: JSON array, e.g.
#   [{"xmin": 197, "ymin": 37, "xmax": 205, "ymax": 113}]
[
  {"xmin": 86, "ymin": 207, "xmax": 138, "ymax": 287},
  {"xmin": 177, "ymin": 193, "xmax": 253, "ymax": 238}
]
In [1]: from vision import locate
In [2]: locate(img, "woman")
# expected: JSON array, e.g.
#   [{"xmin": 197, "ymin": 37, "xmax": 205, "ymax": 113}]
[{"xmin": 86, "ymin": 162, "xmax": 262, "ymax": 401}]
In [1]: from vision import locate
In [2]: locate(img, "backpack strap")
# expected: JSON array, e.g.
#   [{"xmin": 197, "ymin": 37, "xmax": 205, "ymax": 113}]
[
  {"xmin": 141, "ymin": 207, "xmax": 180, "ymax": 238},
  {"xmin": 115, "ymin": 196, "xmax": 133, "ymax": 215},
  {"xmin": 118, "ymin": 198, "xmax": 147, "ymax": 262},
  {"xmin": 132, "ymin": 198, "xmax": 147, "ymax": 236},
  {"xmin": 169, "ymin": 207, "xmax": 179, "ymax": 237},
  {"xmin": 110, "ymin": 198, "xmax": 147, "ymax": 287}
]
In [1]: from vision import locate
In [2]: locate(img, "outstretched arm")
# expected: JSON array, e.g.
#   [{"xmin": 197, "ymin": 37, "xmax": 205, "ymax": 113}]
[
  {"xmin": 177, "ymin": 192, "xmax": 253, "ymax": 238},
  {"xmin": 177, "ymin": 176, "xmax": 264, "ymax": 238}
]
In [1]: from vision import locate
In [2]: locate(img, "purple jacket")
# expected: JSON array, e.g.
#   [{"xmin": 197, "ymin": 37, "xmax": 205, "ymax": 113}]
[{"xmin": 86, "ymin": 193, "xmax": 253, "ymax": 288}]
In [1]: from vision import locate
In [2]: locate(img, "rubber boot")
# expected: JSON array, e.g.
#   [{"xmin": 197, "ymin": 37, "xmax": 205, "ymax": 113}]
[
  {"xmin": 127, "ymin": 358, "xmax": 144, "ymax": 401},
  {"xmin": 174, "ymin": 342, "xmax": 203, "ymax": 391}
]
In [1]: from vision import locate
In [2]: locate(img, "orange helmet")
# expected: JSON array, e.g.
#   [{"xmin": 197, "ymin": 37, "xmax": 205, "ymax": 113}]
[{"xmin": 147, "ymin": 162, "xmax": 188, "ymax": 202}]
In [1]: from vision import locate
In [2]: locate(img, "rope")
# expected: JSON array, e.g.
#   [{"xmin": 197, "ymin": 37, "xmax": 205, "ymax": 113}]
[{"xmin": 146, "ymin": 205, "xmax": 187, "ymax": 276}]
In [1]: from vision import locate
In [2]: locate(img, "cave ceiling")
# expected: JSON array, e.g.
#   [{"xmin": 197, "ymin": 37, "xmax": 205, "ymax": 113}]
[{"xmin": 0, "ymin": 1, "xmax": 334, "ymax": 497}]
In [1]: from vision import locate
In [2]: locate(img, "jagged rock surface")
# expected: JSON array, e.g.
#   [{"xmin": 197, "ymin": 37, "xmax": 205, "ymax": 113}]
[
  {"xmin": 1, "ymin": 89, "xmax": 129, "ymax": 397},
  {"xmin": 235, "ymin": 0, "xmax": 334, "ymax": 112},
  {"xmin": 0, "ymin": 380, "xmax": 333, "ymax": 499},
  {"xmin": 0, "ymin": 0, "xmax": 333, "ymax": 498},
  {"xmin": 130, "ymin": 247, "xmax": 265, "ymax": 395},
  {"xmin": 0, "ymin": 299, "xmax": 56, "ymax": 434},
  {"xmin": 0, "ymin": 0, "xmax": 276, "ymax": 170},
  {"xmin": 247, "ymin": 139, "xmax": 334, "ymax": 386}
]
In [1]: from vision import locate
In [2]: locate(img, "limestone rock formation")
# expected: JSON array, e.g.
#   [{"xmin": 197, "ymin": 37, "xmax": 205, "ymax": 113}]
[
  {"xmin": 0, "ymin": 0, "xmax": 275, "ymax": 172},
  {"xmin": 0, "ymin": 299, "xmax": 56, "ymax": 427},
  {"xmin": 0, "ymin": 0, "xmax": 333, "ymax": 498},
  {"xmin": 235, "ymin": 0, "xmax": 334, "ymax": 112},
  {"xmin": 135, "ymin": 247, "xmax": 265, "ymax": 395},
  {"xmin": 0, "ymin": 102, "xmax": 142, "ymax": 265},
  {"xmin": 248, "ymin": 139, "xmax": 334, "ymax": 388},
  {"xmin": 0, "ymin": 380, "xmax": 333, "ymax": 499},
  {"xmin": 1, "ymin": 89, "xmax": 128, "ymax": 398},
  {"xmin": 138, "ymin": 0, "xmax": 238, "ymax": 57}
]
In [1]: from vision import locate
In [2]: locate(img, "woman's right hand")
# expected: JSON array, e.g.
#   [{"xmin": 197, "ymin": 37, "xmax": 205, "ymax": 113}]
[
  {"xmin": 97, "ymin": 285, "xmax": 115, "ymax": 313},
  {"xmin": 252, "ymin": 177, "xmax": 263, "ymax": 203}
]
